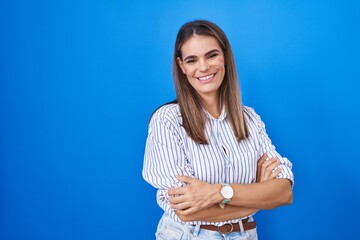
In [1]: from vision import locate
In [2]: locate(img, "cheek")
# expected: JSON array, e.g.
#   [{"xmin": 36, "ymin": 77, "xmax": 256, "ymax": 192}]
[{"xmin": 183, "ymin": 66, "xmax": 195, "ymax": 76}]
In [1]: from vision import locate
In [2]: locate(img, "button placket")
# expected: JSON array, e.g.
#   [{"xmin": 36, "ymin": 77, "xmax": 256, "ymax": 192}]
[{"xmin": 214, "ymin": 120, "xmax": 232, "ymax": 183}]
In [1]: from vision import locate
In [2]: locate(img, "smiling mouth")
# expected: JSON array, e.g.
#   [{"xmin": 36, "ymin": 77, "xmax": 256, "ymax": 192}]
[{"xmin": 198, "ymin": 74, "xmax": 215, "ymax": 81}]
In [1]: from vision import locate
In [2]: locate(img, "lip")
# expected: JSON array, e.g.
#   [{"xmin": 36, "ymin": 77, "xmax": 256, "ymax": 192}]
[{"xmin": 197, "ymin": 73, "xmax": 216, "ymax": 81}]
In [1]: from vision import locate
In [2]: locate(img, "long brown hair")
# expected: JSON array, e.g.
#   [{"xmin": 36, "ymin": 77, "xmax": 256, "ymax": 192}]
[{"xmin": 173, "ymin": 20, "xmax": 248, "ymax": 144}]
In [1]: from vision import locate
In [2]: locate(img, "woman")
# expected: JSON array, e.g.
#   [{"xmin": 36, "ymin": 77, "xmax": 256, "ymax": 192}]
[{"xmin": 143, "ymin": 20, "xmax": 294, "ymax": 240}]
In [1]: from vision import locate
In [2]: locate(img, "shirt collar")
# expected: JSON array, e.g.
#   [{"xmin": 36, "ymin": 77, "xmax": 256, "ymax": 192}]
[{"xmin": 204, "ymin": 106, "xmax": 227, "ymax": 121}]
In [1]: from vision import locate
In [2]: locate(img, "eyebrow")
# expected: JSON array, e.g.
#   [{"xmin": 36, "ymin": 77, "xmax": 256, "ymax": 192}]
[{"xmin": 183, "ymin": 49, "xmax": 222, "ymax": 62}]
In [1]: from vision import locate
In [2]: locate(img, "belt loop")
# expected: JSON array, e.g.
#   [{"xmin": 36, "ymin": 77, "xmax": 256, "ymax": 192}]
[
  {"xmin": 192, "ymin": 224, "xmax": 200, "ymax": 237},
  {"xmin": 238, "ymin": 219, "xmax": 245, "ymax": 235}
]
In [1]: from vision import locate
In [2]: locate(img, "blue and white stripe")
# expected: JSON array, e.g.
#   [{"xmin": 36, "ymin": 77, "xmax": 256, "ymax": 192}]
[{"xmin": 142, "ymin": 103, "xmax": 294, "ymax": 226}]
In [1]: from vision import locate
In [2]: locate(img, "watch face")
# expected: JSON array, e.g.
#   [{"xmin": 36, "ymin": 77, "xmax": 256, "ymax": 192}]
[{"xmin": 221, "ymin": 185, "xmax": 234, "ymax": 199}]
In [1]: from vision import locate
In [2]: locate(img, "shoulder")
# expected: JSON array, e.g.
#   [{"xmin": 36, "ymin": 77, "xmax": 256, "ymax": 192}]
[
  {"xmin": 243, "ymin": 105, "xmax": 257, "ymax": 119},
  {"xmin": 243, "ymin": 105, "xmax": 265, "ymax": 128},
  {"xmin": 149, "ymin": 100, "xmax": 182, "ymax": 127}
]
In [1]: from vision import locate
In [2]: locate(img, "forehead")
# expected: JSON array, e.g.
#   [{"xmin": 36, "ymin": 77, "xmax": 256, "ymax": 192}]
[{"xmin": 181, "ymin": 35, "xmax": 221, "ymax": 57}]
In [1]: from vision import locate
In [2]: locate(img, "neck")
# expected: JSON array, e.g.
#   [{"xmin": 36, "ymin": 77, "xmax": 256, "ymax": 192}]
[{"xmin": 200, "ymin": 94, "xmax": 221, "ymax": 118}]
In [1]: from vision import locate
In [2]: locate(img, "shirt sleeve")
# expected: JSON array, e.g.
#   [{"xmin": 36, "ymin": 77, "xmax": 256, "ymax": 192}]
[
  {"xmin": 142, "ymin": 112, "xmax": 194, "ymax": 217},
  {"xmin": 245, "ymin": 107, "xmax": 294, "ymax": 186}
]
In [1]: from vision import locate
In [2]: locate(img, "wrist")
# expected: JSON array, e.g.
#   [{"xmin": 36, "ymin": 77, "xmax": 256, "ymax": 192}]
[
  {"xmin": 214, "ymin": 184, "xmax": 223, "ymax": 203},
  {"xmin": 219, "ymin": 184, "xmax": 234, "ymax": 209}
]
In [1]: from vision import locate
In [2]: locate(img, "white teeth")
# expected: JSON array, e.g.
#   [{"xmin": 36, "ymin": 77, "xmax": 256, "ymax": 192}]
[{"xmin": 198, "ymin": 74, "xmax": 214, "ymax": 81}]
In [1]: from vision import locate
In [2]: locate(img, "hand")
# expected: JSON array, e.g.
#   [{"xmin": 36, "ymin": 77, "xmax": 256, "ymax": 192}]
[
  {"xmin": 168, "ymin": 176, "xmax": 221, "ymax": 216},
  {"xmin": 256, "ymin": 153, "xmax": 282, "ymax": 182}
]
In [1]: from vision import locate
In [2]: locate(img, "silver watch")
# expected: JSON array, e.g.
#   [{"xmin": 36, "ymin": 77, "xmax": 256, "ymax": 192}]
[{"xmin": 220, "ymin": 184, "xmax": 234, "ymax": 208}]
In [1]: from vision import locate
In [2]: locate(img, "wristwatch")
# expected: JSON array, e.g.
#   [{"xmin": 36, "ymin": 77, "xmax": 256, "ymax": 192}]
[{"xmin": 219, "ymin": 184, "xmax": 234, "ymax": 209}]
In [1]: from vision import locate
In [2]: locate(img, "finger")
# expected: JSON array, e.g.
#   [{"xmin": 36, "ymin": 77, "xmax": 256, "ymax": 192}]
[
  {"xmin": 266, "ymin": 159, "xmax": 281, "ymax": 173},
  {"xmin": 168, "ymin": 186, "xmax": 187, "ymax": 196},
  {"xmin": 261, "ymin": 158, "xmax": 278, "ymax": 180},
  {"xmin": 177, "ymin": 206, "xmax": 198, "ymax": 216},
  {"xmin": 269, "ymin": 167, "xmax": 282, "ymax": 179},
  {"xmin": 261, "ymin": 157, "xmax": 277, "ymax": 169},
  {"xmin": 171, "ymin": 202, "xmax": 192, "ymax": 211},
  {"xmin": 169, "ymin": 194, "xmax": 188, "ymax": 204},
  {"xmin": 257, "ymin": 165, "xmax": 263, "ymax": 181},
  {"xmin": 257, "ymin": 154, "xmax": 268, "ymax": 180},
  {"xmin": 263, "ymin": 160, "xmax": 280, "ymax": 178},
  {"xmin": 257, "ymin": 153, "xmax": 268, "ymax": 167},
  {"xmin": 256, "ymin": 171, "xmax": 261, "ymax": 182},
  {"xmin": 176, "ymin": 175, "xmax": 194, "ymax": 184}
]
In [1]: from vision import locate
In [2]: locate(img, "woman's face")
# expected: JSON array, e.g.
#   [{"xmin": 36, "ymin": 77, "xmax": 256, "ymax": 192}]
[{"xmin": 178, "ymin": 35, "xmax": 225, "ymax": 101}]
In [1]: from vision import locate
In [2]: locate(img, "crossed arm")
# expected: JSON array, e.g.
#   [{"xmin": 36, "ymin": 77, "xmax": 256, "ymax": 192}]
[{"xmin": 168, "ymin": 154, "xmax": 293, "ymax": 222}]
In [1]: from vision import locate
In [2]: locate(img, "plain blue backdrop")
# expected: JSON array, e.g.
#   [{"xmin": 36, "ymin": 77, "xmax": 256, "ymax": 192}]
[{"xmin": 1, "ymin": 0, "xmax": 359, "ymax": 239}]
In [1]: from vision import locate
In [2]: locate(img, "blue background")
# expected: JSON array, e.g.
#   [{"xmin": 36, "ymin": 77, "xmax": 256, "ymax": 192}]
[{"xmin": 1, "ymin": 0, "xmax": 359, "ymax": 239}]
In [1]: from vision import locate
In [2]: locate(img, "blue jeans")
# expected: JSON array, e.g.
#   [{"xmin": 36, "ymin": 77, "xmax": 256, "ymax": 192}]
[{"xmin": 156, "ymin": 214, "xmax": 258, "ymax": 240}]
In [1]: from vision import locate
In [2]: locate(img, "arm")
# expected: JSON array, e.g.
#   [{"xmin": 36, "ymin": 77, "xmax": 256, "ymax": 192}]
[
  {"xmin": 177, "ymin": 204, "xmax": 258, "ymax": 222},
  {"xmin": 229, "ymin": 178, "xmax": 292, "ymax": 209},
  {"xmin": 169, "ymin": 154, "xmax": 287, "ymax": 221},
  {"xmin": 169, "ymin": 173, "xmax": 292, "ymax": 218},
  {"xmin": 175, "ymin": 180, "xmax": 290, "ymax": 223},
  {"xmin": 142, "ymin": 110, "xmax": 195, "ymax": 220},
  {"xmin": 233, "ymin": 107, "xmax": 294, "ymax": 208},
  {"xmin": 231, "ymin": 153, "xmax": 292, "ymax": 209}
]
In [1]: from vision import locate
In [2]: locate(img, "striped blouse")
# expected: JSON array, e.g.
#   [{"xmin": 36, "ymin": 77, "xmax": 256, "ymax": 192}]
[{"xmin": 142, "ymin": 103, "xmax": 294, "ymax": 226}]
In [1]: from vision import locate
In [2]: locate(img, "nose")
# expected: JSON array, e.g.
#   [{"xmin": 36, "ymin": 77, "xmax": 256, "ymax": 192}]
[{"xmin": 199, "ymin": 59, "xmax": 210, "ymax": 72}]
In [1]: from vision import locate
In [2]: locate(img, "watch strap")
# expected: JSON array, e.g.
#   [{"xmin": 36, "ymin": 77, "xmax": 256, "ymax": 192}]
[{"xmin": 221, "ymin": 198, "xmax": 231, "ymax": 204}]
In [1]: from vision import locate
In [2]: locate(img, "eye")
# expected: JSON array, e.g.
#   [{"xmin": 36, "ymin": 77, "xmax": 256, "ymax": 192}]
[
  {"xmin": 208, "ymin": 53, "xmax": 219, "ymax": 59},
  {"xmin": 185, "ymin": 59, "xmax": 196, "ymax": 64}
]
